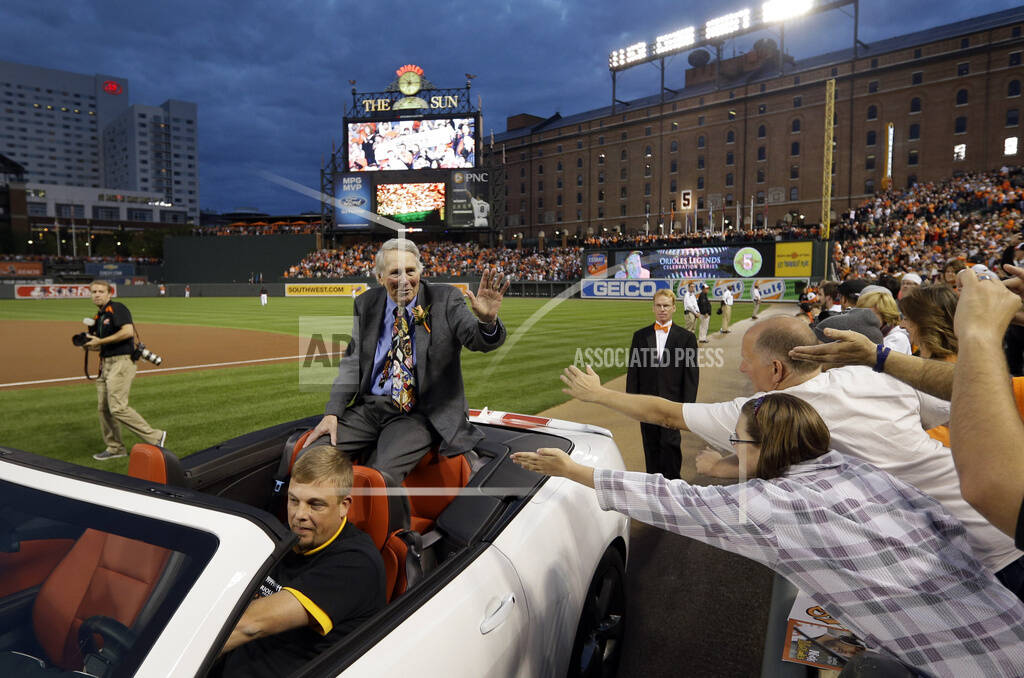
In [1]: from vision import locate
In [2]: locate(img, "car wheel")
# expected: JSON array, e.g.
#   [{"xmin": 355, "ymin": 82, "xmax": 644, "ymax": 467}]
[{"xmin": 568, "ymin": 547, "xmax": 626, "ymax": 678}]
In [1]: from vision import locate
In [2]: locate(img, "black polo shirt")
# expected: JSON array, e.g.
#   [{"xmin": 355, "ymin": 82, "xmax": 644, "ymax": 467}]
[
  {"xmin": 223, "ymin": 521, "xmax": 386, "ymax": 678},
  {"xmin": 93, "ymin": 301, "xmax": 134, "ymax": 358}
]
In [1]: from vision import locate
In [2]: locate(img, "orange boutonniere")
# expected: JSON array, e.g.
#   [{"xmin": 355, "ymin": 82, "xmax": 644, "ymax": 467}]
[{"xmin": 411, "ymin": 304, "xmax": 431, "ymax": 333}]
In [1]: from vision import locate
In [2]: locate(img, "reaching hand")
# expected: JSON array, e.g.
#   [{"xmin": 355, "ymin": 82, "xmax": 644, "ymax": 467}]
[
  {"xmin": 511, "ymin": 448, "xmax": 574, "ymax": 478},
  {"xmin": 560, "ymin": 365, "xmax": 604, "ymax": 402},
  {"xmin": 997, "ymin": 264, "xmax": 1024, "ymax": 327},
  {"xmin": 466, "ymin": 269, "xmax": 510, "ymax": 325},
  {"xmin": 788, "ymin": 328, "xmax": 876, "ymax": 367},
  {"xmin": 302, "ymin": 415, "xmax": 338, "ymax": 448},
  {"xmin": 695, "ymin": 448, "xmax": 724, "ymax": 476},
  {"xmin": 956, "ymin": 268, "xmax": 1024, "ymax": 342}
]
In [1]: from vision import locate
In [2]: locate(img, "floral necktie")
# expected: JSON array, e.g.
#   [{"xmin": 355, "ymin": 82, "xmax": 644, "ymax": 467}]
[{"xmin": 378, "ymin": 308, "xmax": 416, "ymax": 411}]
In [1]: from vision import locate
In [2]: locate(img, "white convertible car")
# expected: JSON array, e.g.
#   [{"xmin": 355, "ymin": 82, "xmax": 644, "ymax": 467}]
[{"xmin": 0, "ymin": 409, "xmax": 629, "ymax": 678}]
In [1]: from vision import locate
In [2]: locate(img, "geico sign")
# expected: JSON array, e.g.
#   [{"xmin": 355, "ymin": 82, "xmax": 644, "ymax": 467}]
[{"xmin": 589, "ymin": 280, "xmax": 661, "ymax": 297}]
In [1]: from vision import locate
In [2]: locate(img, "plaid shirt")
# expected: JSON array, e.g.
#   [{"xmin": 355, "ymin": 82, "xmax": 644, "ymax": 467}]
[{"xmin": 594, "ymin": 452, "xmax": 1024, "ymax": 678}]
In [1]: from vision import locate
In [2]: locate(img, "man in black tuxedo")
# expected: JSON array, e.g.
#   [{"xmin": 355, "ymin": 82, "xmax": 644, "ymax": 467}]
[
  {"xmin": 304, "ymin": 238, "xmax": 509, "ymax": 483},
  {"xmin": 625, "ymin": 289, "xmax": 700, "ymax": 480}
]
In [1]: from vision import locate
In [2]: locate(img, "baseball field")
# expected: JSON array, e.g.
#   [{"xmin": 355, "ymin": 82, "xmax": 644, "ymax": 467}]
[{"xmin": 0, "ymin": 293, "xmax": 748, "ymax": 471}]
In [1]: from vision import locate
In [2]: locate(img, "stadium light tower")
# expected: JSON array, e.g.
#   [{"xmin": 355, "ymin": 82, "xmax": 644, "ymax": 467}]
[
  {"xmin": 606, "ymin": 0, "xmax": 860, "ymax": 112},
  {"xmin": 762, "ymin": 0, "xmax": 813, "ymax": 23}
]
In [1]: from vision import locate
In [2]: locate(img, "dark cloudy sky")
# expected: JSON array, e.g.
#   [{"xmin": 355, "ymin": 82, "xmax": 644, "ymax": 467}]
[{"xmin": 0, "ymin": 0, "xmax": 1018, "ymax": 216}]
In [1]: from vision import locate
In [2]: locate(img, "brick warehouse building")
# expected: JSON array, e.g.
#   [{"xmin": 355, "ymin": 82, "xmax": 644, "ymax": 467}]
[{"xmin": 484, "ymin": 6, "xmax": 1024, "ymax": 241}]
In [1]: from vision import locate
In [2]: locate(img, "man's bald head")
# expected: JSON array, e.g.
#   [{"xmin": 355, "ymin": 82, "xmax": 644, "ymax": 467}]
[{"xmin": 749, "ymin": 317, "xmax": 821, "ymax": 377}]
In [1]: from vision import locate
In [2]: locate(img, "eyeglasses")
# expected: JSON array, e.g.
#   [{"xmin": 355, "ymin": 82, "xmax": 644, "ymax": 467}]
[{"xmin": 729, "ymin": 433, "xmax": 758, "ymax": 447}]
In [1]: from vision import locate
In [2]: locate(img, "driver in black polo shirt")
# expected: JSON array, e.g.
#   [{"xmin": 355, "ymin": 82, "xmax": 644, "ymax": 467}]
[{"xmin": 221, "ymin": 446, "xmax": 386, "ymax": 677}]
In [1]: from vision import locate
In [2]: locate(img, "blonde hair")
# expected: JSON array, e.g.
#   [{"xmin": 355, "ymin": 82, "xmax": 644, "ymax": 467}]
[
  {"xmin": 292, "ymin": 445, "xmax": 353, "ymax": 495},
  {"xmin": 89, "ymin": 280, "xmax": 113, "ymax": 291},
  {"xmin": 653, "ymin": 289, "xmax": 676, "ymax": 304},
  {"xmin": 857, "ymin": 291, "xmax": 900, "ymax": 326}
]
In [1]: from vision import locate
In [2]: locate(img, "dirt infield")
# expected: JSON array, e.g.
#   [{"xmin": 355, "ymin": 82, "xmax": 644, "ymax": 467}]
[{"xmin": 1, "ymin": 321, "xmax": 300, "ymax": 388}]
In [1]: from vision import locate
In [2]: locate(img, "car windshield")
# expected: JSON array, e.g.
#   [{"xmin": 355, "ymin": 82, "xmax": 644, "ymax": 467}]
[{"xmin": 0, "ymin": 478, "xmax": 218, "ymax": 678}]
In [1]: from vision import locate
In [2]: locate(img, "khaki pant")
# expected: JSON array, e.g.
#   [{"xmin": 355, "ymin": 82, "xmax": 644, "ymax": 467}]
[
  {"xmin": 97, "ymin": 355, "xmax": 160, "ymax": 454},
  {"xmin": 721, "ymin": 304, "xmax": 732, "ymax": 332},
  {"xmin": 698, "ymin": 314, "xmax": 711, "ymax": 341},
  {"xmin": 684, "ymin": 310, "xmax": 697, "ymax": 333},
  {"xmin": 752, "ymin": 299, "xmax": 761, "ymax": 318}
]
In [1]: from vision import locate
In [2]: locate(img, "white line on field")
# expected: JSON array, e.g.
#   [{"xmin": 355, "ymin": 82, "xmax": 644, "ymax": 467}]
[{"xmin": 0, "ymin": 352, "xmax": 344, "ymax": 388}]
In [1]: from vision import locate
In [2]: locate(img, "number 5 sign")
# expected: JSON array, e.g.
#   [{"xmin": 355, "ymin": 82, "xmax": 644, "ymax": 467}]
[{"xmin": 680, "ymin": 190, "xmax": 693, "ymax": 209}]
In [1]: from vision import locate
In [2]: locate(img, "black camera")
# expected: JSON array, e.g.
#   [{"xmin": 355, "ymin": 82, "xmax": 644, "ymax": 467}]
[
  {"xmin": 131, "ymin": 343, "xmax": 163, "ymax": 366},
  {"xmin": 71, "ymin": 331, "xmax": 90, "ymax": 347}
]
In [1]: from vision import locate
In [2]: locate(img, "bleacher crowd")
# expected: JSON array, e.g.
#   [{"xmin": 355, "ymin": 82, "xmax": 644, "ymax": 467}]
[
  {"xmin": 832, "ymin": 167, "xmax": 1024, "ymax": 280},
  {"xmin": 193, "ymin": 221, "xmax": 321, "ymax": 236},
  {"xmin": 284, "ymin": 242, "xmax": 583, "ymax": 281}
]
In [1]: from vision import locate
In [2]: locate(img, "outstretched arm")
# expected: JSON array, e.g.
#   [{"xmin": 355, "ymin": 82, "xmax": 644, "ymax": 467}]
[
  {"xmin": 561, "ymin": 364, "xmax": 688, "ymax": 430},
  {"xmin": 788, "ymin": 328, "xmax": 954, "ymax": 400}
]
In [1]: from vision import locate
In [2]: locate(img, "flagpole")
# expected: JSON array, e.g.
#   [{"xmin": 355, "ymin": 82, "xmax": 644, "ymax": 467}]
[{"xmin": 55, "ymin": 219, "xmax": 61, "ymax": 257}]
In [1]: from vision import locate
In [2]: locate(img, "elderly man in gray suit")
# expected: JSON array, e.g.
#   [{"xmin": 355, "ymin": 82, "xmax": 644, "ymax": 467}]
[{"xmin": 304, "ymin": 238, "xmax": 509, "ymax": 483}]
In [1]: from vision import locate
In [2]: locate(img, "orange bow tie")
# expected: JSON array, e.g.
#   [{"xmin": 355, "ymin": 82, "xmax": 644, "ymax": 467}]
[{"xmin": 655, "ymin": 322, "xmax": 671, "ymax": 332}]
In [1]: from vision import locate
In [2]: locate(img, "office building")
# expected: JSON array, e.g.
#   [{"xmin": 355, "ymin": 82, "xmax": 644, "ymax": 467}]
[{"xmin": 0, "ymin": 59, "xmax": 197, "ymax": 223}]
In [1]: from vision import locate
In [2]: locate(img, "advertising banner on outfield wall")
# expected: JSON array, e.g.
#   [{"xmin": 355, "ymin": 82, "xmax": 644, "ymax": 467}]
[
  {"xmin": 16, "ymin": 284, "xmax": 117, "ymax": 299},
  {"xmin": 85, "ymin": 262, "xmax": 136, "ymax": 279},
  {"xmin": 285, "ymin": 283, "xmax": 370, "ymax": 297},
  {"xmin": 582, "ymin": 278, "xmax": 804, "ymax": 301},
  {"xmin": 1, "ymin": 261, "xmax": 44, "ymax": 277},
  {"xmin": 586, "ymin": 253, "xmax": 608, "ymax": 277},
  {"xmin": 774, "ymin": 241, "xmax": 814, "ymax": 277}
]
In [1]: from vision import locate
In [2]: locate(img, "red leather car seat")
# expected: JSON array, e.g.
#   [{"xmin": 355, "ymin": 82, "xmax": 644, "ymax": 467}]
[
  {"xmin": 30, "ymin": 444, "xmax": 180, "ymax": 669},
  {"xmin": 402, "ymin": 449, "xmax": 471, "ymax": 533}
]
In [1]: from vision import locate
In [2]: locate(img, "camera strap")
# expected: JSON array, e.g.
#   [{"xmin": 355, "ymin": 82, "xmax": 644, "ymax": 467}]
[{"xmin": 84, "ymin": 349, "xmax": 98, "ymax": 381}]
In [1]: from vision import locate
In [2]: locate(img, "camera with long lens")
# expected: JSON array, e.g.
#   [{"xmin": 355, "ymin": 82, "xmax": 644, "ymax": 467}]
[
  {"xmin": 131, "ymin": 344, "xmax": 163, "ymax": 366},
  {"xmin": 71, "ymin": 317, "xmax": 96, "ymax": 348}
]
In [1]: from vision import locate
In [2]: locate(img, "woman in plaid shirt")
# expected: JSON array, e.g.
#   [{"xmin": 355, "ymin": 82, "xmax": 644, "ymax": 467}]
[{"xmin": 513, "ymin": 393, "xmax": 1024, "ymax": 678}]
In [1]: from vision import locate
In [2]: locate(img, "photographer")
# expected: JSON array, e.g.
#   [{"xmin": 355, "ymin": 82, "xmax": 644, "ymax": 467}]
[{"xmin": 83, "ymin": 280, "xmax": 166, "ymax": 461}]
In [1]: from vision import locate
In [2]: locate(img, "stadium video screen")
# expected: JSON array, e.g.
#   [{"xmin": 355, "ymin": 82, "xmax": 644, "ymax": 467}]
[
  {"xmin": 347, "ymin": 118, "xmax": 477, "ymax": 171},
  {"xmin": 375, "ymin": 182, "xmax": 446, "ymax": 225}
]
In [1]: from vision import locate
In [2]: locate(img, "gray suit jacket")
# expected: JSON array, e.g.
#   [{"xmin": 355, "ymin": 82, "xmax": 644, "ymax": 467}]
[{"xmin": 325, "ymin": 279, "xmax": 506, "ymax": 454}]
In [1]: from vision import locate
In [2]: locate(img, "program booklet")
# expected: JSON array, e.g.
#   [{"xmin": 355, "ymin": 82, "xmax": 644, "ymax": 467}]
[{"xmin": 782, "ymin": 593, "xmax": 867, "ymax": 670}]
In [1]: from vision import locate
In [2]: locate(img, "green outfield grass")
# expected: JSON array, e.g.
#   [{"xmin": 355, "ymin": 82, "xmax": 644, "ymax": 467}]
[{"xmin": 0, "ymin": 295, "xmax": 750, "ymax": 470}]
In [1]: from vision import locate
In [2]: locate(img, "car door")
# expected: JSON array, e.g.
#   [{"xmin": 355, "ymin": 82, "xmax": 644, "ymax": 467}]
[
  {"xmin": 338, "ymin": 544, "xmax": 530, "ymax": 677},
  {"xmin": 0, "ymin": 452, "xmax": 290, "ymax": 678}
]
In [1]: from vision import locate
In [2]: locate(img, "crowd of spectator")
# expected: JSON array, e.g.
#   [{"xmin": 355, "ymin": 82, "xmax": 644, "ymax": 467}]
[
  {"xmin": 0, "ymin": 253, "xmax": 161, "ymax": 265},
  {"xmin": 284, "ymin": 242, "xmax": 583, "ymax": 281},
  {"xmin": 583, "ymin": 225, "xmax": 814, "ymax": 249},
  {"xmin": 832, "ymin": 167, "xmax": 1024, "ymax": 280},
  {"xmin": 193, "ymin": 221, "xmax": 321, "ymax": 236}
]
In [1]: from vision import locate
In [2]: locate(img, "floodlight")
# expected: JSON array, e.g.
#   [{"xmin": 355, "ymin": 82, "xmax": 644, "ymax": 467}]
[
  {"xmin": 610, "ymin": 41, "xmax": 649, "ymax": 69},
  {"xmin": 762, "ymin": 0, "xmax": 813, "ymax": 24},
  {"xmin": 705, "ymin": 8, "xmax": 751, "ymax": 40},
  {"xmin": 655, "ymin": 26, "xmax": 696, "ymax": 55}
]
